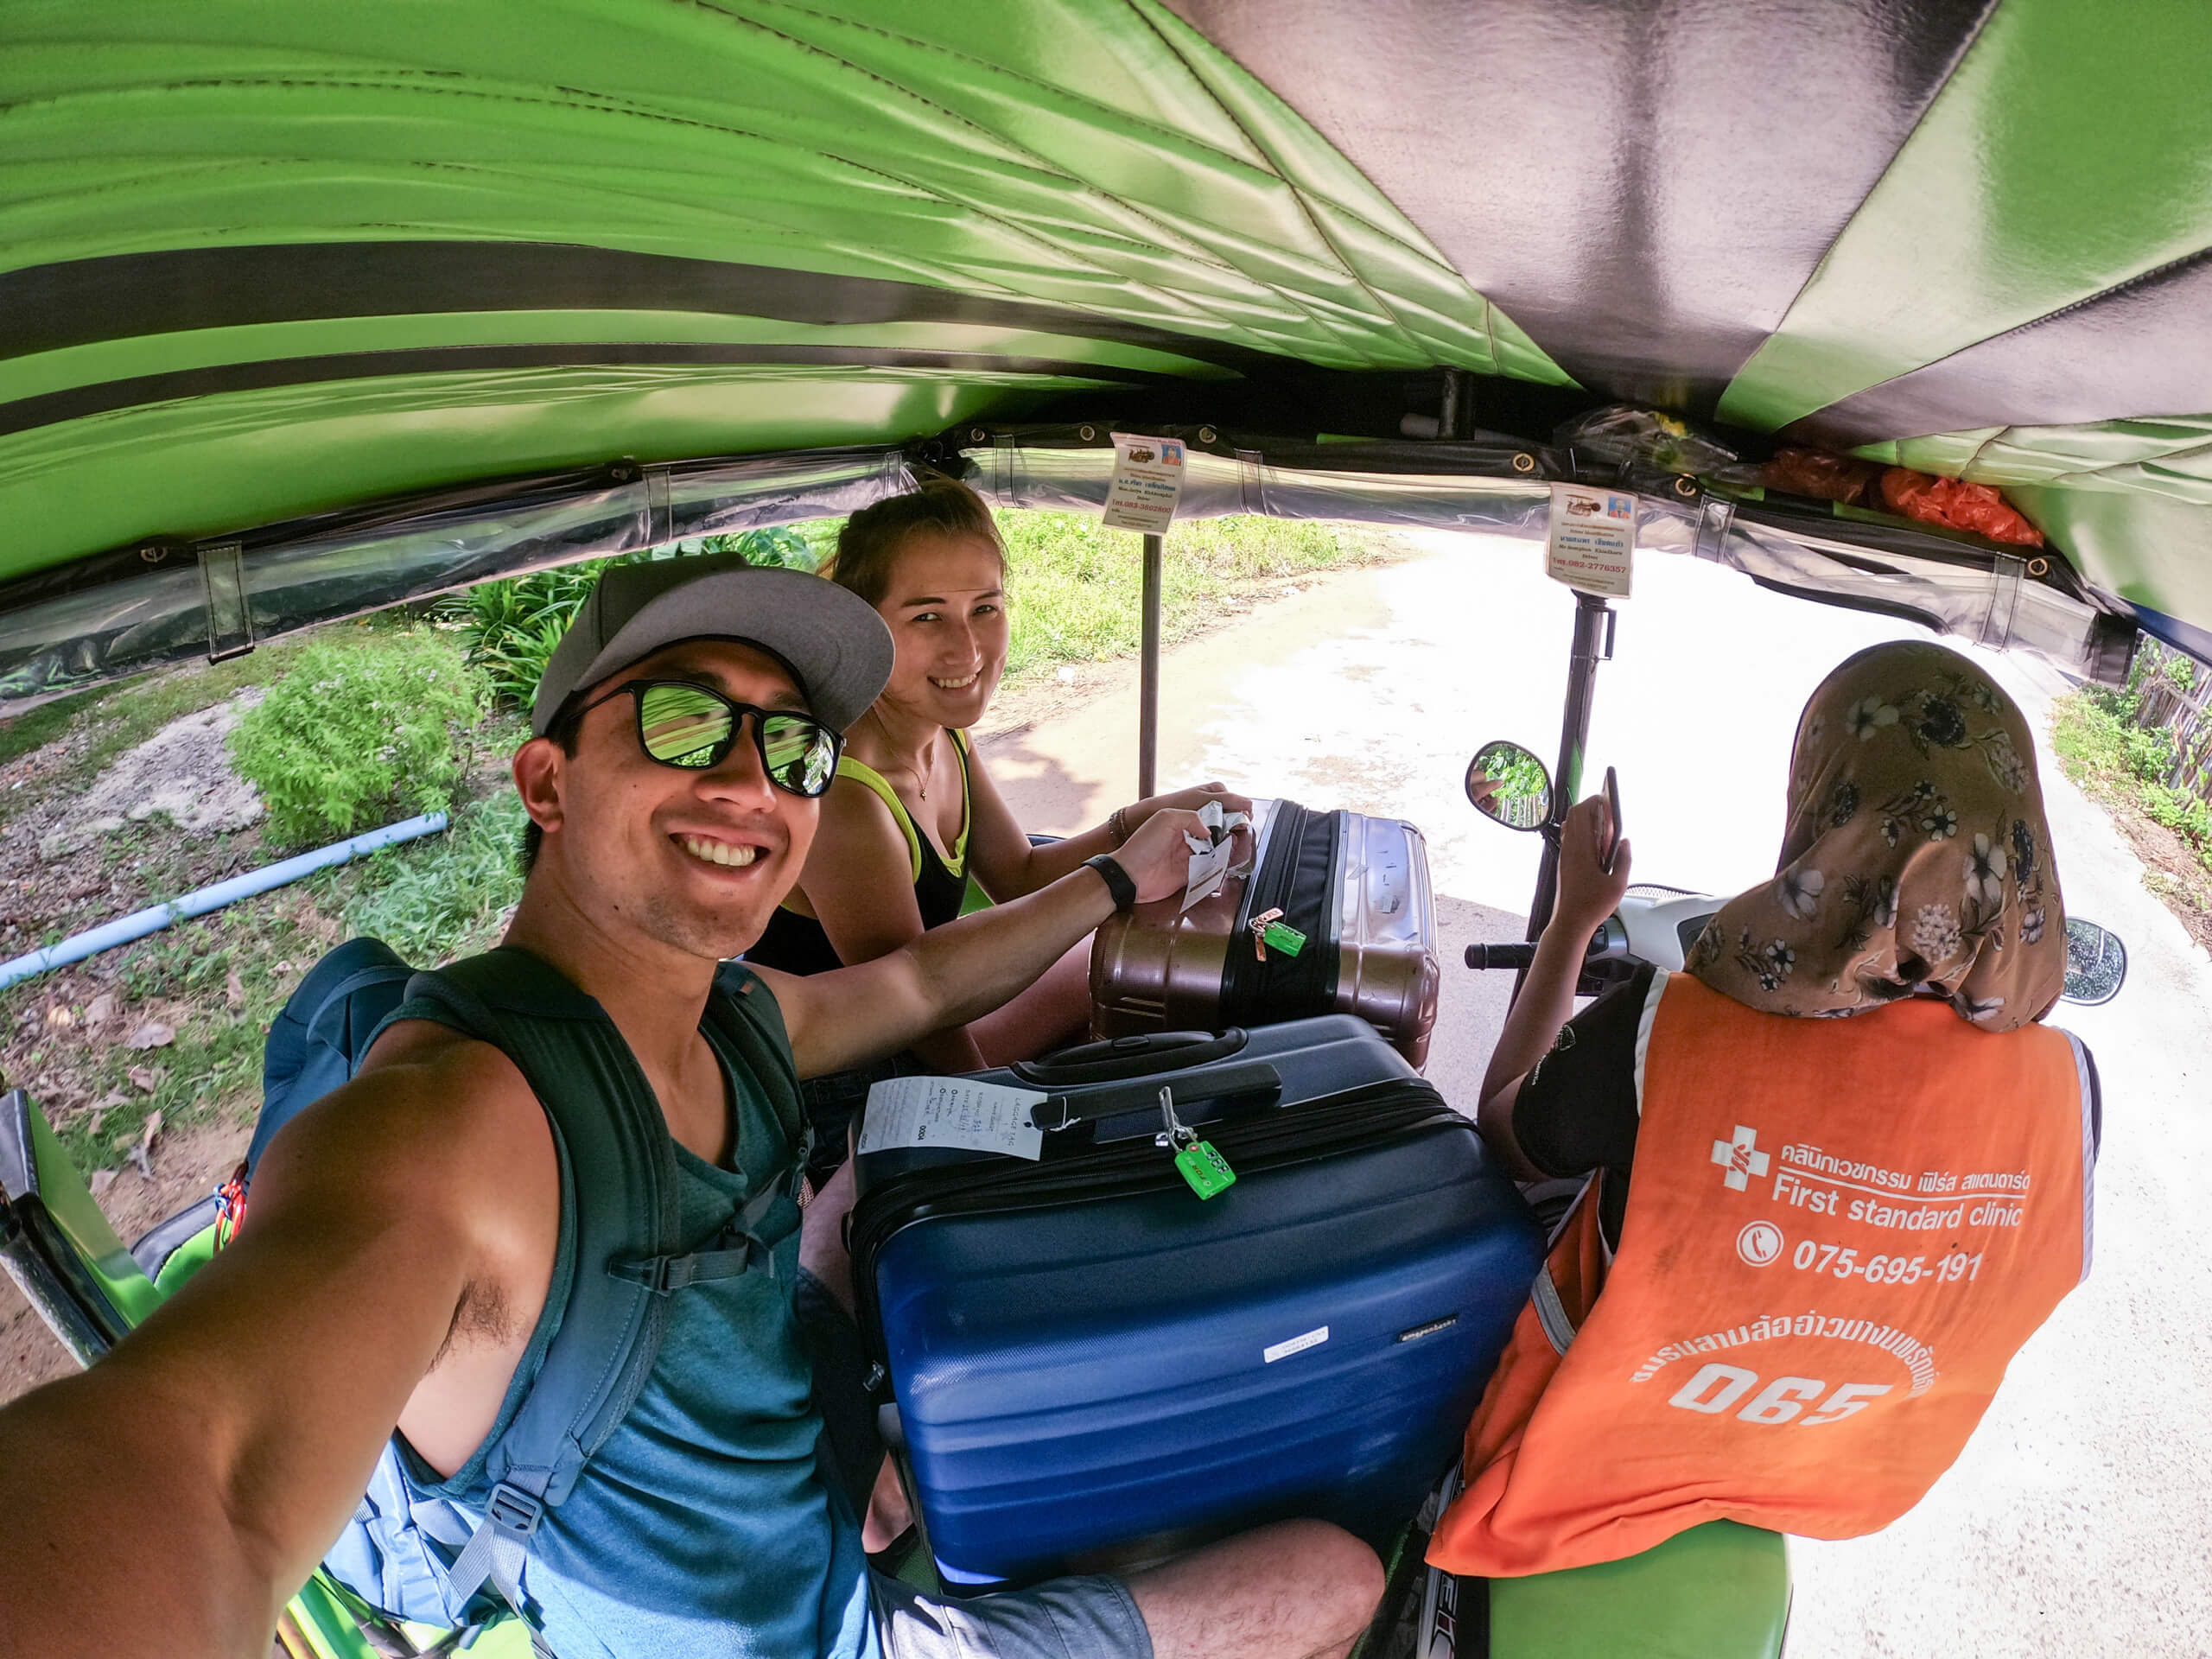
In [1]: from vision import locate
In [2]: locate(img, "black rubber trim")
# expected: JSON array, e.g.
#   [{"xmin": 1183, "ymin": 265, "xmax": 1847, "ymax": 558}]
[
  {"xmin": 127, "ymin": 1192, "xmax": 222, "ymax": 1282},
  {"xmin": 0, "ymin": 241, "xmax": 1278, "ymax": 374},
  {"xmin": 0, "ymin": 340, "xmax": 1161, "ymax": 441}
]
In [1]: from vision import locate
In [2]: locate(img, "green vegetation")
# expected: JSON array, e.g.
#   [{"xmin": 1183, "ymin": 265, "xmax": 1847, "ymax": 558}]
[
  {"xmin": 229, "ymin": 632, "xmax": 484, "ymax": 847},
  {"xmin": 445, "ymin": 528, "xmax": 819, "ymax": 709},
  {"xmin": 337, "ymin": 791, "xmax": 528, "ymax": 961},
  {"xmin": 0, "ymin": 639, "xmax": 318, "ymax": 819},
  {"xmin": 2052, "ymin": 656, "xmax": 2212, "ymax": 862},
  {"xmin": 995, "ymin": 512, "xmax": 1391, "ymax": 678}
]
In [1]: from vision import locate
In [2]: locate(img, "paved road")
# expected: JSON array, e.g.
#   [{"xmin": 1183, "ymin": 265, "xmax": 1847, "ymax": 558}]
[{"xmin": 985, "ymin": 531, "xmax": 2212, "ymax": 1656}]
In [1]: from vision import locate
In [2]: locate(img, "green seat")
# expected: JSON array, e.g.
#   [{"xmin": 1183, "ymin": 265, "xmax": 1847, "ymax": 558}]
[
  {"xmin": 0, "ymin": 1087, "xmax": 530, "ymax": 1659},
  {"xmin": 1486, "ymin": 1521, "xmax": 1791, "ymax": 1659}
]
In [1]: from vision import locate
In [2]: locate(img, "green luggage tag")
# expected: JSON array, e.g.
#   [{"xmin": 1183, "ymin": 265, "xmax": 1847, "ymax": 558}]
[
  {"xmin": 1260, "ymin": 919, "xmax": 1306, "ymax": 957},
  {"xmin": 1158, "ymin": 1086, "xmax": 1237, "ymax": 1200}
]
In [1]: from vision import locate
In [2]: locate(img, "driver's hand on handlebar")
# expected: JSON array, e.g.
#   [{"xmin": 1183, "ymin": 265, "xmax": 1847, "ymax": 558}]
[
  {"xmin": 1553, "ymin": 793, "xmax": 1632, "ymax": 938},
  {"xmin": 1466, "ymin": 771, "xmax": 1502, "ymax": 813}
]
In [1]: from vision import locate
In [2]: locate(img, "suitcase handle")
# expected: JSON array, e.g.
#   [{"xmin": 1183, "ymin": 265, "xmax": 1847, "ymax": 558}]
[
  {"xmin": 1033, "ymin": 1062, "xmax": 1283, "ymax": 1135},
  {"xmin": 1010, "ymin": 1029, "xmax": 1250, "ymax": 1086}
]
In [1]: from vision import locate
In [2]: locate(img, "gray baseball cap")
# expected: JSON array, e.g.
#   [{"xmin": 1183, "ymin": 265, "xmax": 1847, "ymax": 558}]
[{"xmin": 530, "ymin": 554, "xmax": 893, "ymax": 737}]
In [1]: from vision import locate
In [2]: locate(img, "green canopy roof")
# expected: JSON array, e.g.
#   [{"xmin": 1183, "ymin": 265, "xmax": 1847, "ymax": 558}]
[{"xmin": 3, "ymin": 0, "xmax": 2208, "ymax": 700}]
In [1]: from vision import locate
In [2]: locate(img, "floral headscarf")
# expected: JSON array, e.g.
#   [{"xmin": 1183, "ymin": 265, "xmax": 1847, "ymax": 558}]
[{"xmin": 1688, "ymin": 641, "xmax": 2065, "ymax": 1031}]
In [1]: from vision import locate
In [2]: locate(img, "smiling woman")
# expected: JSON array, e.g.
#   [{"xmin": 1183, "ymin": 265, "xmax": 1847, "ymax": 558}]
[{"xmin": 744, "ymin": 480, "xmax": 1252, "ymax": 1184}]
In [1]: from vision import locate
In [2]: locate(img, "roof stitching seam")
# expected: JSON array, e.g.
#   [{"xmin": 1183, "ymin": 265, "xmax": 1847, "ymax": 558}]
[{"xmin": 1721, "ymin": 0, "xmax": 2008, "ymax": 417}]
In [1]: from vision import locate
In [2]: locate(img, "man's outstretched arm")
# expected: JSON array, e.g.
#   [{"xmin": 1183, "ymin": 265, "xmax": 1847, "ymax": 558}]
[
  {"xmin": 0, "ymin": 1033, "xmax": 551, "ymax": 1659},
  {"xmin": 765, "ymin": 807, "xmax": 1211, "ymax": 1080}
]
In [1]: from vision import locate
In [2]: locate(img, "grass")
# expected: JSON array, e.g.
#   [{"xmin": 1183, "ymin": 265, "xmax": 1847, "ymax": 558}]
[
  {"xmin": 993, "ymin": 512, "xmax": 1395, "ymax": 680},
  {"xmin": 2052, "ymin": 670, "xmax": 2212, "ymax": 869},
  {"xmin": 335, "ymin": 790, "xmax": 528, "ymax": 961},
  {"xmin": 13, "ymin": 893, "xmax": 346, "ymax": 1172}
]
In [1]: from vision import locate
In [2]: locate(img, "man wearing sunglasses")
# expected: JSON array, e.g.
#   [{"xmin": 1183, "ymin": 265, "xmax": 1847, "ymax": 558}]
[{"xmin": 0, "ymin": 552, "xmax": 1382, "ymax": 1659}]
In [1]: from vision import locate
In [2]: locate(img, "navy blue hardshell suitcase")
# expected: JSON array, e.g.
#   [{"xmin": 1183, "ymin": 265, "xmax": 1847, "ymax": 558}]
[{"xmin": 849, "ymin": 1016, "xmax": 1542, "ymax": 1588}]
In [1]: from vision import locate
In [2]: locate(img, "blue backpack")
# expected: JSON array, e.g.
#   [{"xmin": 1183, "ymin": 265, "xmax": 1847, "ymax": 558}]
[{"xmin": 251, "ymin": 939, "xmax": 805, "ymax": 1649}]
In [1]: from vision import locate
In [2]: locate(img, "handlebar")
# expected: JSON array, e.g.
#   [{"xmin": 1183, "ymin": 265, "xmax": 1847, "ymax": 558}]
[
  {"xmin": 1463, "ymin": 942, "xmax": 1536, "ymax": 970},
  {"xmin": 1464, "ymin": 920, "xmax": 1629, "ymax": 971}
]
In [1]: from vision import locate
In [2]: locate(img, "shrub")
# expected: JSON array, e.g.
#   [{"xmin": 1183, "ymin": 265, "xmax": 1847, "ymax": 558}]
[
  {"xmin": 443, "ymin": 528, "xmax": 824, "ymax": 709},
  {"xmin": 230, "ymin": 632, "xmax": 482, "ymax": 847}
]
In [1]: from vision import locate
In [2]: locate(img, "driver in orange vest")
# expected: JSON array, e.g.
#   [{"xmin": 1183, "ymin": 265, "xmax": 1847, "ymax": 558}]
[{"xmin": 1430, "ymin": 640, "xmax": 2099, "ymax": 1577}]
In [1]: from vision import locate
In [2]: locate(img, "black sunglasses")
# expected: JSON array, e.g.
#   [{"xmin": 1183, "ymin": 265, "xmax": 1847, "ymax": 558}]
[{"xmin": 575, "ymin": 679, "xmax": 842, "ymax": 798}]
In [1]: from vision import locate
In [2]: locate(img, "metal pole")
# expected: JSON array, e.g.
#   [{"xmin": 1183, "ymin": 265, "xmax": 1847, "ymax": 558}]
[
  {"xmin": 1523, "ymin": 590, "xmax": 1615, "ymax": 946},
  {"xmin": 1137, "ymin": 531, "xmax": 1164, "ymax": 798}
]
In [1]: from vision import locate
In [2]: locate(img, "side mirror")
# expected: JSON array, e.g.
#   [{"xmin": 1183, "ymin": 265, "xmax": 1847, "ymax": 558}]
[
  {"xmin": 2060, "ymin": 918, "xmax": 2126, "ymax": 1006},
  {"xmin": 1466, "ymin": 741, "xmax": 1553, "ymax": 832}
]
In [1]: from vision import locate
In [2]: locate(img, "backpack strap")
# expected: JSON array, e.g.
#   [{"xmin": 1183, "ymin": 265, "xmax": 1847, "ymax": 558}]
[
  {"xmin": 370, "ymin": 946, "xmax": 797, "ymax": 1630},
  {"xmin": 708, "ymin": 959, "xmax": 807, "ymax": 1166},
  {"xmin": 249, "ymin": 938, "xmax": 416, "ymax": 1177}
]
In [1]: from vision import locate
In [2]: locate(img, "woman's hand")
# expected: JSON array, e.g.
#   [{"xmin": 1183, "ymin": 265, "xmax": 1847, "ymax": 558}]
[
  {"xmin": 1552, "ymin": 792, "xmax": 1632, "ymax": 939},
  {"xmin": 1120, "ymin": 781, "xmax": 1254, "ymax": 836},
  {"xmin": 1115, "ymin": 808, "xmax": 1213, "ymax": 904}
]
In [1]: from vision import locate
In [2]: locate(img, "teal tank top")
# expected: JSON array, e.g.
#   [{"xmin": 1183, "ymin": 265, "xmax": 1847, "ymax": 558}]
[{"xmin": 407, "ymin": 983, "xmax": 877, "ymax": 1659}]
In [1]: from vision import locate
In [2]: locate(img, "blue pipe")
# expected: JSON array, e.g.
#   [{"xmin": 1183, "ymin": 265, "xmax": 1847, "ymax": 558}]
[{"xmin": 0, "ymin": 811, "xmax": 448, "ymax": 993}]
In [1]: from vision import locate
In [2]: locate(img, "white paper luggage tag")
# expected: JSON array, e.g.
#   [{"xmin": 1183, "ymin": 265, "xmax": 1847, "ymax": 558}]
[
  {"xmin": 858, "ymin": 1077, "xmax": 1046, "ymax": 1160},
  {"xmin": 1179, "ymin": 801, "xmax": 1254, "ymax": 911}
]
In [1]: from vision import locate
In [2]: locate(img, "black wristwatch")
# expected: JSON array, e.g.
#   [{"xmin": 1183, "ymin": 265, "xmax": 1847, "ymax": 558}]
[{"xmin": 1083, "ymin": 852, "xmax": 1138, "ymax": 913}]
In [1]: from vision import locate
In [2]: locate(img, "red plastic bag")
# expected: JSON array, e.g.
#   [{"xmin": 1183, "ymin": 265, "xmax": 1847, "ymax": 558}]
[{"xmin": 1878, "ymin": 468, "xmax": 2044, "ymax": 547}]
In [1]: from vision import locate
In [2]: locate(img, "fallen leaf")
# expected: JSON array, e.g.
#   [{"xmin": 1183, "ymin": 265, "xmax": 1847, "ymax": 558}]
[
  {"xmin": 127, "ymin": 1065, "xmax": 160, "ymax": 1093},
  {"xmin": 143, "ymin": 1109, "xmax": 163, "ymax": 1144},
  {"xmin": 44, "ymin": 1005, "xmax": 73, "ymax": 1031},
  {"xmin": 224, "ymin": 969, "xmax": 245, "ymax": 1010},
  {"xmin": 94, "ymin": 1090, "xmax": 130, "ymax": 1109},
  {"xmin": 85, "ymin": 993, "xmax": 117, "ymax": 1027},
  {"xmin": 87, "ymin": 1109, "xmax": 105, "ymax": 1137},
  {"xmin": 125, "ymin": 1020, "xmax": 175, "ymax": 1050},
  {"xmin": 88, "ymin": 1169, "xmax": 116, "ymax": 1198}
]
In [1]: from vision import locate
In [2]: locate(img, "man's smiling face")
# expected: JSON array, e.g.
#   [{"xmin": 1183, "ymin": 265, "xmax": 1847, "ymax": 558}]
[{"xmin": 518, "ymin": 639, "xmax": 822, "ymax": 963}]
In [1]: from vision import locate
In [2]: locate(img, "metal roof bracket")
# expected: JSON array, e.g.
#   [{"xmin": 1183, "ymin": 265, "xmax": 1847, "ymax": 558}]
[
  {"xmin": 1978, "ymin": 552, "xmax": 2026, "ymax": 651},
  {"xmin": 1692, "ymin": 491, "xmax": 1736, "ymax": 563},
  {"xmin": 197, "ymin": 540, "xmax": 253, "ymax": 662}
]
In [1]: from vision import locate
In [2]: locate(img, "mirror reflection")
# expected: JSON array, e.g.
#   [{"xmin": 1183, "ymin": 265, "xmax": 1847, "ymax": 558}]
[
  {"xmin": 2061, "ymin": 918, "xmax": 2126, "ymax": 1006},
  {"xmin": 1467, "ymin": 741, "xmax": 1552, "ymax": 831}
]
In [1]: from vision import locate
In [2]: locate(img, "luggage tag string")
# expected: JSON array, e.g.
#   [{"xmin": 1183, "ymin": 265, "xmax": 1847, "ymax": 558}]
[{"xmin": 1158, "ymin": 1086, "xmax": 1236, "ymax": 1199}]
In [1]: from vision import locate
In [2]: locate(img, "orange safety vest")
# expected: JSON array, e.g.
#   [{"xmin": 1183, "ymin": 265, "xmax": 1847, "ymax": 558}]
[{"xmin": 1429, "ymin": 970, "xmax": 2093, "ymax": 1577}]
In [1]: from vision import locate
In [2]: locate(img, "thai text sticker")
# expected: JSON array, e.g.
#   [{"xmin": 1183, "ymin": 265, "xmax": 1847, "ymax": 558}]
[
  {"xmin": 1545, "ymin": 483, "xmax": 1637, "ymax": 597},
  {"xmin": 1102, "ymin": 432, "xmax": 1187, "ymax": 534}
]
